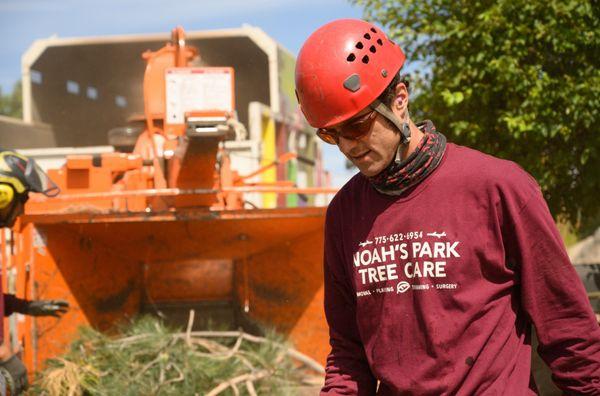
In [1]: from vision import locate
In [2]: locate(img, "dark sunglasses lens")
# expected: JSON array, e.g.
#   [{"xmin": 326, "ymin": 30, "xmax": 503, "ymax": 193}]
[
  {"xmin": 340, "ymin": 125, "xmax": 369, "ymax": 139},
  {"xmin": 339, "ymin": 111, "xmax": 376, "ymax": 139},
  {"xmin": 316, "ymin": 111, "xmax": 376, "ymax": 144}
]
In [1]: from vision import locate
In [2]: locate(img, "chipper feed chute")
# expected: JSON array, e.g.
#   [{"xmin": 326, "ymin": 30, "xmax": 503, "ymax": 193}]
[{"xmin": 10, "ymin": 206, "xmax": 330, "ymax": 372}]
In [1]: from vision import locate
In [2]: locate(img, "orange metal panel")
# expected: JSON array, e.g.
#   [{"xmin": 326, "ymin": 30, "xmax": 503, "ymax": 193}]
[
  {"xmin": 25, "ymin": 188, "xmax": 337, "ymax": 216},
  {"xmin": 66, "ymin": 156, "xmax": 93, "ymax": 169},
  {"xmin": 144, "ymin": 259, "xmax": 233, "ymax": 302},
  {"xmin": 47, "ymin": 216, "xmax": 323, "ymax": 263},
  {"xmin": 44, "ymin": 167, "xmax": 115, "ymax": 211},
  {"xmin": 14, "ymin": 224, "xmax": 34, "ymax": 371},
  {"xmin": 169, "ymin": 136, "xmax": 221, "ymax": 207},
  {"xmin": 142, "ymin": 48, "xmax": 175, "ymax": 120},
  {"xmin": 17, "ymin": 223, "xmax": 143, "ymax": 370},
  {"xmin": 234, "ymin": 230, "xmax": 329, "ymax": 364}
]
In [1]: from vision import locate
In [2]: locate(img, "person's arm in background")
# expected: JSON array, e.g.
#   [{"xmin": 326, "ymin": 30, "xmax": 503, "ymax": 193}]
[
  {"xmin": 0, "ymin": 295, "xmax": 68, "ymax": 394},
  {"xmin": 4, "ymin": 294, "xmax": 68, "ymax": 317},
  {"xmin": 321, "ymin": 204, "xmax": 377, "ymax": 396},
  {"xmin": 504, "ymin": 178, "xmax": 600, "ymax": 394}
]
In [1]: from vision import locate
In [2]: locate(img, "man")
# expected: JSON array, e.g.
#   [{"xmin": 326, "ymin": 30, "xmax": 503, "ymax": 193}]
[
  {"xmin": 0, "ymin": 150, "xmax": 68, "ymax": 395},
  {"xmin": 295, "ymin": 19, "xmax": 600, "ymax": 395}
]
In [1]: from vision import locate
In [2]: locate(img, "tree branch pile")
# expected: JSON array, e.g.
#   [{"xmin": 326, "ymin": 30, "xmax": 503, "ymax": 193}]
[{"xmin": 30, "ymin": 313, "xmax": 324, "ymax": 395}]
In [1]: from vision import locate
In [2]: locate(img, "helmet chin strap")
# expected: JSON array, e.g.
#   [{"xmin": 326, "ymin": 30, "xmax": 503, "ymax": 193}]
[
  {"xmin": 370, "ymin": 99, "xmax": 411, "ymax": 164},
  {"xmin": 395, "ymin": 112, "xmax": 411, "ymax": 164},
  {"xmin": 371, "ymin": 99, "xmax": 411, "ymax": 144}
]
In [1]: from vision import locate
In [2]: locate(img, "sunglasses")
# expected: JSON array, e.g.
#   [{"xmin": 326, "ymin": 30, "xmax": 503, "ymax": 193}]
[{"xmin": 316, "ymin": 109, "xmax": 378, "ymax": 145}]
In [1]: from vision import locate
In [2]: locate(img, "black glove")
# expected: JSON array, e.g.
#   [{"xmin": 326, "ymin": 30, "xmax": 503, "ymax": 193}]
[
  {"xmin": 0, "ymin": 354, "xmax": 28, "ymax": 395},
  {"xmin": 25, "ymin": 299, "xmax": 69, "ymax": 317}
]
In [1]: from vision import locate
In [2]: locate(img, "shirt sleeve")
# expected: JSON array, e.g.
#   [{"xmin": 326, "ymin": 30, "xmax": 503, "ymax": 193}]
[
  {"xmin": 3, "ymin": 294, "xmax": 29, "ymax": 316},
  {"xmin": 504, "ymin": 181, "xmax": 600, "ymax": 394},
  {"xmin": 321, "ymin": 203, "xmax": 377, "ymax": 396}
]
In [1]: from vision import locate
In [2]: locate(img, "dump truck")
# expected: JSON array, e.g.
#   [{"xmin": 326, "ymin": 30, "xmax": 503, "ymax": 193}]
[{"xmin": 2, "ymin": 26, "xmax": 336, "ymax": 374}]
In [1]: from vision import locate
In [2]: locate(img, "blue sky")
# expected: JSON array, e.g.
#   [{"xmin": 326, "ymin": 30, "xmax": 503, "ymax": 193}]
[{"xmin": 0, "ymin": 0, "xmax": 364, "ymax": 185}]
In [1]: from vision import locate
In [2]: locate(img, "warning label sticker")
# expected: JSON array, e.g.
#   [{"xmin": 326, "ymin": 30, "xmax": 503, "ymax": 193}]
[{"xmin": 165, "ymin": 67, "xmax": 234, "ymax": 124}]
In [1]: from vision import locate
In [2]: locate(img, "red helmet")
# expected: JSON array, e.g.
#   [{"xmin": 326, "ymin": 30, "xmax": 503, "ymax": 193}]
[{"xmin": 295, "ymin": 19, "xmax": 406, "ymax": 128}]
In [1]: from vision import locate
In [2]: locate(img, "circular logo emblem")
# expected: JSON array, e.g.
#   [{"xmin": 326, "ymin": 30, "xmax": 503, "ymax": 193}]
[{"xmin": 396, "ymin": 281, "xmax": 410, "ymax": 294}]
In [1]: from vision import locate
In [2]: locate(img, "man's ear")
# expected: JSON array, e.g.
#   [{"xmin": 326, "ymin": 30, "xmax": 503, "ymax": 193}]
[{"xmin": 392, "ymin": 82, "xmax": 409, "ymax": 116}]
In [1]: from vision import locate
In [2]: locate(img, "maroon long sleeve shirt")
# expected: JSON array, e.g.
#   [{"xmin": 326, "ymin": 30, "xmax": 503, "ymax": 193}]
[{"xmin": 322, "ymin": 143, "xmax": 600, "ymax": 395}]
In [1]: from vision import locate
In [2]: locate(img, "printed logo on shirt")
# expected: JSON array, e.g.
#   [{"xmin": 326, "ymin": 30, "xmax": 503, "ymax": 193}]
[
  {"xmin": 359, "ymin": 240, "xmax": 373, "ymax": 247},
  {"xmin": 354, "ymin": 230, "xmax": 460, "ymax": 297},
  {"xmin": 396, "ymin": 281, "xmax": 410, "ymax": 294}
]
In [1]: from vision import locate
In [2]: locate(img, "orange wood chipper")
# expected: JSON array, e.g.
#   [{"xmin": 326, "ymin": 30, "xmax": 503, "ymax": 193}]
[{"xmin": 2, "ymin": 27, "xmax": 337, "ymax": 373}]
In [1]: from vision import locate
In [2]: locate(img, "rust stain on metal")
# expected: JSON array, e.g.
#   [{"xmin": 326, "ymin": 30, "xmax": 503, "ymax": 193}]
[
  {"xmin": 252, "ymin": 283, "xmax": 295, "ymax": 305},
  {"xmin": 93, "ymin": 279, "xmax": 136, "ymax": 313}
]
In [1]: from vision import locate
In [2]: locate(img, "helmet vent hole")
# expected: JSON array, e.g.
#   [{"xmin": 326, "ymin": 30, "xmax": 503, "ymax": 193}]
[
  {"xmin": 377, "ymin": 38, "xmax": 383, "ymax": 46},
  {"xmin": 369, "ymin": 45, "xmax": 376, "ymax": 53},
  {"xmin": 362, "ymin": 55, "xmax": 370, "ymax": 64},
  {"xmin": 364, "ymin": 33, "xmax": 371, "ymax": 40},
  {"xmin": 347, "ymin": 53, "xmax": 356, "ymax": 62},
  {"xmin": 356, "ymin": 42, "xmax": 364, "ymax": 49},
  {"xmin": 370, "ymin": 27, "xmax": 377, "ymax": 33}
]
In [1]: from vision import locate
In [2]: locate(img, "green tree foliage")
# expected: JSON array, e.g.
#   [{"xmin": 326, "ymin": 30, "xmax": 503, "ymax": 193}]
[
  {"xmin": 0, "ymin": 80, "xmax": 22, "ymax": 119},
  {"xmin": 32, "ymin": 316, "xmax": 318, "ymax": 395},
  {"xmin": 352, "ymin": 0, "xmax": 599, "ymax": 234}
]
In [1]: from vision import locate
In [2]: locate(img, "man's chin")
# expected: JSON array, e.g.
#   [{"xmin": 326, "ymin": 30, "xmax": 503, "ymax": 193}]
[{"xmin": 357, "ymin": 164, "xmax": 384, "ymax": 178}]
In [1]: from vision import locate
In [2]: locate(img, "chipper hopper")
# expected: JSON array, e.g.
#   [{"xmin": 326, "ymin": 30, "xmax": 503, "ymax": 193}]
[{"xmin": 3, "ymin": 27, "xmax": 337, "ymax": 373}]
